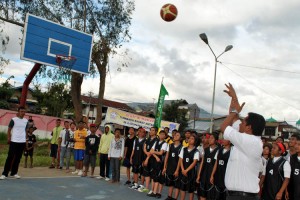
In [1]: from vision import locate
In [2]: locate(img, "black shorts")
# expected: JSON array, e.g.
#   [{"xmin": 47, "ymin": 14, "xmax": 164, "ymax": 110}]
[
  {"xmin": 151, "ymin": 161, "xmax": 164, "ymax": 183},
  {"xmin": 179, "ymin": 173, "xmax": 196, "ymax": 193},
  {"xmin": 165, "ymin": 174, "xmax": 180, "ymax": 188},
  {"xmin": 122, "ymin": 158, "xmax": 131, "ymax": 168},
  {"xmin": 24, "ymin": 149, "xmax": 33, "ymax": 157},
  {"xmin": 143, "ymin": 164, "xmax": 153, "ymax": 177},
  {"xmin": 132, "ymin": 164, "xmax": 143, "ymax": 174},
  {"xmin": 50, "ymin": 144, "xmax": 58, "ymax": 158},
  {"xmin": 197, "ymin": 182, "xmax": 216, "ymax": 198},
  {"xmin": 84, "ymin": 154, "xmax": 96, "ymax": 168}
]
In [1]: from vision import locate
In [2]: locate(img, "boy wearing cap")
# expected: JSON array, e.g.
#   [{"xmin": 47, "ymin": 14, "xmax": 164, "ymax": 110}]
[
  {"xmin": 72, "ymin": 121, "xmax": 88, "ymax": 176},
  {"xmin": 83, "ymin": 124, "xmax": 100, "ymax": 177},
  {"xmin": 260, "ymin": 142, "xmax": 291, "ymax": 200}
]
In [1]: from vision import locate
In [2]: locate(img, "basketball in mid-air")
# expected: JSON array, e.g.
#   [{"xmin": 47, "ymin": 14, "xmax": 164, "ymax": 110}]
[{"xmin": 160, "ymin": 4, "xmax": 178, "ymax": 22}]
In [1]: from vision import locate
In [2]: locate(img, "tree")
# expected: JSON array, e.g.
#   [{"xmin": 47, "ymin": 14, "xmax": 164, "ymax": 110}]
[
  {"xmin": 43, "ymin": 83, "xmax": 73, "ymax": 117},
  {"xmin": 0, "ymin": 75, "xmax": 14, "ymax": 109},
  {"xmin": 0, "ymin": 0, "xmax": 135, "ymax": 124},
  {"xmin": 163, "ymin": 99, "xmax": 189, "ymax": 132}
]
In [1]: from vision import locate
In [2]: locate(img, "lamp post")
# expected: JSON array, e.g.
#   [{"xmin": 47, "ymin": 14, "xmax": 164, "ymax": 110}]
[{"xmin": 199, "ymin": 33, "xmax": 233, "ymax": 133}]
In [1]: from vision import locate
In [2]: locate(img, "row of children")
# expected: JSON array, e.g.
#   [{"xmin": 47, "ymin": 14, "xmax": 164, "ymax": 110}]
[{"xmin": 119, "ymin": 126, "xmax": 300, "ymax": 200}]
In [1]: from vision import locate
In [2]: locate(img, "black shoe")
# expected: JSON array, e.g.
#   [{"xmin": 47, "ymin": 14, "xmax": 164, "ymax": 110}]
[
  {"xmin": 49, "ymin": 164, "xmax": 55, "ymax": 169},
  {"xmin": 147, "ymin": 193, "xmax": 157, "ymax": 197},
  {"xmin": 165, "ymin": 196, "xmax": 172, "ymax": 200},
  {"xmin": 59, "ymin": 167, "xmax": 63, "ymax": 170},
  {"xmin": 156, "ymin": 194, "xmax": 161, "ymax": 199},
  {"xmin": 124, "ymin": 180, "xmax": 131, "ymax": 185}
]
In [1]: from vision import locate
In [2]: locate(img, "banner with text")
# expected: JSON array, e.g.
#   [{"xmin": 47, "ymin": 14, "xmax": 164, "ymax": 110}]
[{"xmin": 105, "ymin": 107, "xmax": 180, "ymax": 131}]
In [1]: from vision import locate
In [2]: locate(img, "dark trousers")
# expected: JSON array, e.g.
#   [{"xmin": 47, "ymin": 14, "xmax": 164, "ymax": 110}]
[
  {"xmin": 99, "ymin": 153, "xmax": 110, "ymax": 178},
  {"xmin": 2, "ymin": 142, "xmax": 26, "ymax": 177},
  {"xmin": 110, "ymin": 158, "xmax": 121, "ymax": 181}
]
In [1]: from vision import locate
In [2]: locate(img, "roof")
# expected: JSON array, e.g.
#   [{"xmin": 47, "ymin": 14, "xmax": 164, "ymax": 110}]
[
  {"xmin": 81, "ymin": 95, "xmax": 134, "ymax": 111},
  {"xmin": 266, "ymin": 116, "xmax": 277, "ymax": 122},
  {"xmin": 14, "ymin": 86, "xmax": 34, "ymax": 93}
]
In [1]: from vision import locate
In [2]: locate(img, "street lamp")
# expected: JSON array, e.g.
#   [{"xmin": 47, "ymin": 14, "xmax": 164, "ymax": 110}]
[{"xmin": 199, "ymin": 33, "xmax": 233, "ymax": 133}]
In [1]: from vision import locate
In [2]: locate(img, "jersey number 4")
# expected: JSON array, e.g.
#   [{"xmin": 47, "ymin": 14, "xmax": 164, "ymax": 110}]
[{"xmin": 269, "ymin": 169, "xmax": 273, "ymax": 175}]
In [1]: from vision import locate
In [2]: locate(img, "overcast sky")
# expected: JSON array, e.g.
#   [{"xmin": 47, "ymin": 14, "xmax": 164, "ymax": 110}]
[{"xmin": 1, "ymin": 0, "xmax": 300, "ymax": 125}]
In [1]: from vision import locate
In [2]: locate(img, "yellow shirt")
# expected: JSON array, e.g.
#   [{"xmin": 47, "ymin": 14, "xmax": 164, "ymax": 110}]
[
  {"xmin": 74, "ymin": 129, "xmax": 87, "ymax": 150},
  {"xmin": 98, "ymin": 133, "xmax": 114, "ymax": 154},
  {"xmin": 182, "ymin": 140, "xmax": 189, "ymax": 147},
  {"xmin": 165, "ymin": 137, "xmax": 173, "ymax": 145}
]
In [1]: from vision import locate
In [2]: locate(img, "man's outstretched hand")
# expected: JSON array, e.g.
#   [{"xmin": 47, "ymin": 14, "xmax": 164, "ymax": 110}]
[{"xmin": 224, "ymin": 83, "xmax": 245, "ymax": 113}]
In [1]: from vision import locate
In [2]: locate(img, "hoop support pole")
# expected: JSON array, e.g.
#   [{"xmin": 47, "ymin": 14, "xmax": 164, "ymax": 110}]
[{"xmin": 20, "ymin": 63, "xmax": 42, "ymax": 107}]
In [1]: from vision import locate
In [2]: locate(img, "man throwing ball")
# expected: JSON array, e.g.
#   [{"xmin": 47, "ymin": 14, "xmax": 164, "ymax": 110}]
[{"xmin": 220, "ymin": 83, "xmax": 266, "ymax": 200}]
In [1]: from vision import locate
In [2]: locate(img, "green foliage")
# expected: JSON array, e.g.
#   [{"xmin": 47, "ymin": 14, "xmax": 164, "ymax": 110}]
[
  {"xmin": 163, "ymin": 99, "xmax": 189, "ymax": 132},
  {"xmin": 0, "ymin": 75, "xmax": 14, "ymax": 101},
  {"xmin": 0, "ymin": 100, "xmax": 9, "ymax": 109},
  {"xmin": 0, "ymin": 132, "xmax": 7, "ymax": 144},
  {"xmin": 43, "ymin": 83, "xmax": 73, "ymax": 117}
]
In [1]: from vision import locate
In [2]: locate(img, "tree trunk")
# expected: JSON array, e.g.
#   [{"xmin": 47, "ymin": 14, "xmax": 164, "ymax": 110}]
[
  {"xmin": 95, "ymin": 55, "xmax": 107, "ymax": 126},
  {"xmin": 71, "ymin": 72, "xmax": 83, "ymax": 122}
]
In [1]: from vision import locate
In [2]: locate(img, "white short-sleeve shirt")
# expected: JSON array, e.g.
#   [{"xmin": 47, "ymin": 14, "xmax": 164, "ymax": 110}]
[
  {"xmin": 262, "ymin": 157, "xmax": 291, "ymax": 178},
  {"xmin": 179, "ymin": 147, "xmax": 199, "ymax": 161},
  {"xmin": 224, "ymin": 126, "xmax": 263, "ymax": 193},
  {"xmin": 151, "ymin": 141, "xmax": 168, "ymax": 151}
]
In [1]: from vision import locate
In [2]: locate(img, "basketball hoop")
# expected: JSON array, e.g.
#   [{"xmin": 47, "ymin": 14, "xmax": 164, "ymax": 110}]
[{"xmin": 56, "ymin": 54, "xmax": 77, "ymax": 70}]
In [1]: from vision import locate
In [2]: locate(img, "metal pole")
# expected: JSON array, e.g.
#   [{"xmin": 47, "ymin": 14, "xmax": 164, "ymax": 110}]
[
  {"xmin": 20, "ymin": 63, "xmax": 42, "ymax": 107},
  {"xmin": 209, "ymin": 58, "xmax": 218, "ymax": 133}
]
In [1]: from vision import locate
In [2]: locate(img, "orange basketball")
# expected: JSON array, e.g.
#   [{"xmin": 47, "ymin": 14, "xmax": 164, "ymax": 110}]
[{"xmin": 160, "ymin": 4, "xmax": 178, "ymax": 22}]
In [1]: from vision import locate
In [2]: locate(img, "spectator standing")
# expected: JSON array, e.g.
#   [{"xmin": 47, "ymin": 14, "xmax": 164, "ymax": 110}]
[
  {"xmin": 97, "ymin": 125, "xmax": 114, "ymax": 181},
  {"xmin": 83, "ymin": 124, "xmax": 100, "ymax": 177},
  {"xmin": 24, "ymin": 126, "xmax": 37, "ymax": 168},
  {"xmin": 108, "ymin": 129, "xmax": 125, "ymax": 183},
  {"xmin": 123, "ymin": 127, "xmax": 136, "ymax": 185},
  {"xmin": 58, "ymin": 121, "xmax": 70, "ymax": 169},
  {"xmin": 66, "ymin": 122, "xmax": 76, "ymax": 173},
  {"xmin": 49, "ymin": 119, "xmax": 63, "ymax": 169},
  {"xmin": 72, "ymin": 121, "xmax": 88, "ymax": 176},
  {"xmin": 1, "ymin": 107, "xmax": 28, "ymax": 180}
]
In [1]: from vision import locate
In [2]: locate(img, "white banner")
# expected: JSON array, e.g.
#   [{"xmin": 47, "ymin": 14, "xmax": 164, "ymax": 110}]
[{"xmin": 105, "ymin": 107, "xmax": 180, "ymax": 132}]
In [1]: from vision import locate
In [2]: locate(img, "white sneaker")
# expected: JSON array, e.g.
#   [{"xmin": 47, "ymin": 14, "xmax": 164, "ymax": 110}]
[
  {"xmin": 0, "ymin": 175, "xmax": 6, "ymax": 180},
  {"xmin": 12, "ymin": 174, "xmax": 21, "ymax": 179},
  {"xmin": 71, "ymin": 170, "xmax": 79, "ymax": 174},
  {"xmin": 77, "ymin": 170, "xmax": 83, "ymax": 176},
  {"xmin": 130, "ymin": 183, "xmax": 138, "ymax": 189},
  {"xmin": 137, "ymin": 185, "xmax": 144, "ymax": 192},
  {"xmin": 96, "ymin": 176, "xmax": 105, "ymax": 179},
  {"xmin": 105, "ymin": 177, "xmax": 110, "ymax": 181}
]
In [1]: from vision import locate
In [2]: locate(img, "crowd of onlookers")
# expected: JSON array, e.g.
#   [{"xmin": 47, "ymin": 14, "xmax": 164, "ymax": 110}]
[{"xmin": 1, "ymin": 106, "xmax": 300, "ymax": 200}]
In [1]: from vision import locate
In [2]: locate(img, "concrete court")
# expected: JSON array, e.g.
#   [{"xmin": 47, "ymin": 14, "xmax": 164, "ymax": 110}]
[{"xmin": 0, "ymin": 167, "xmax": 186, "ymax": 200}]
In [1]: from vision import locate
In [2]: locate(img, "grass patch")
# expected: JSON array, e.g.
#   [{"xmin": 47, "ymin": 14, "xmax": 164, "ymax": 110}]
[
  {"xmin": 0, "ymin": 132, "xmax": 7, "ymax": 144},
  {"xmin": 0, "ymin": 142, "xmax": 75, "ymax": 167}
]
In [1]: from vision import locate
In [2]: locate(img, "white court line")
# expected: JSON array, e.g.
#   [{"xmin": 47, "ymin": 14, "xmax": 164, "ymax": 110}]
[{"xmin": 21, "ymin": 173, "xmax": 127, "ymax": 179}]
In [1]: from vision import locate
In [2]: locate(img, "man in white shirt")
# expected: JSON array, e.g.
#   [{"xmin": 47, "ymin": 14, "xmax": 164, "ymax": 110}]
[
  {"xmin": 220, "ymin": 83, "xmax": 265, "ymax": 200},
  {"xmin": 1, "ymin": 107, "xmax": 29, "ymax": 180}
]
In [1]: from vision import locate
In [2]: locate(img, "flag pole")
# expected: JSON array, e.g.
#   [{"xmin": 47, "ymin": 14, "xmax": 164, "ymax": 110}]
[{"xmin": 161, "ymin": 77, "xmax": 164, "ymax": 84}]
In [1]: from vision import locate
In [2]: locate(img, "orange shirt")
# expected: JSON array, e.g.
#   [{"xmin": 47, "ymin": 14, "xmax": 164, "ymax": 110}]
[{"xmin": 74, "ymin": 129, "xmax": 87, "ymax": 150}]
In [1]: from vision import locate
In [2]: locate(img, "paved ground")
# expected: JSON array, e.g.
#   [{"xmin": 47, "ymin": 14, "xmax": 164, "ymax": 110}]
[{"xmin": 0, "ymin": 166, "xmax": 179, "ymax": 200}]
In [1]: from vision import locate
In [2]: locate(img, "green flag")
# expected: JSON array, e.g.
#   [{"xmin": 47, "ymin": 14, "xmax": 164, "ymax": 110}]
[{"xmin": 154, "ymin": 83, "xmax": 169, "ymax": 128}]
